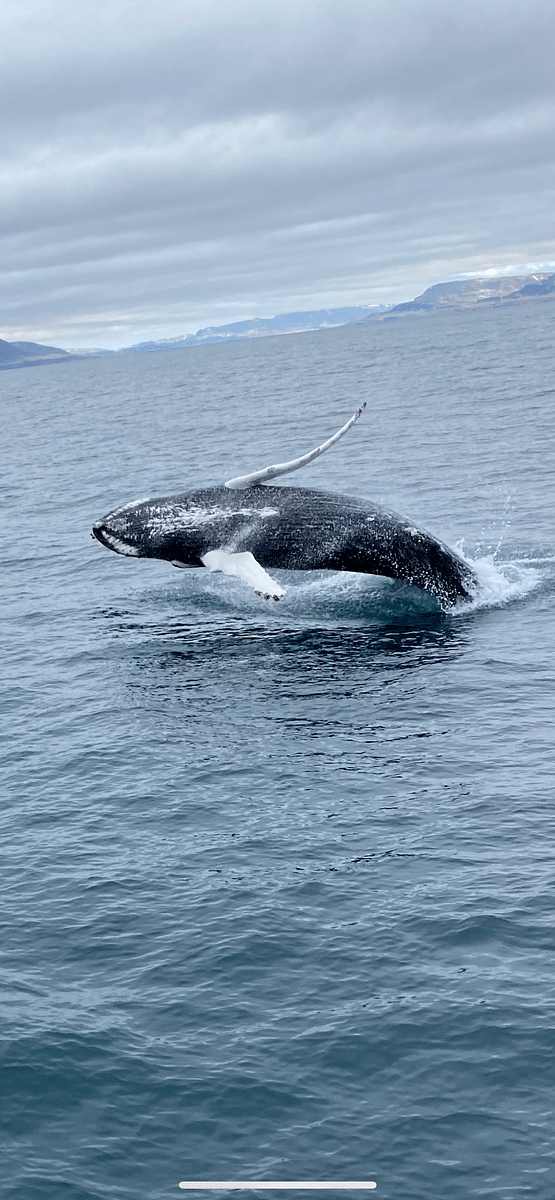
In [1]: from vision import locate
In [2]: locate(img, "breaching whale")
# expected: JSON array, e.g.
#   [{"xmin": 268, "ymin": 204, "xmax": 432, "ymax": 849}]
[{"xmin": 92, "ymin": 405, "xmax": 477, "ymax": 606}]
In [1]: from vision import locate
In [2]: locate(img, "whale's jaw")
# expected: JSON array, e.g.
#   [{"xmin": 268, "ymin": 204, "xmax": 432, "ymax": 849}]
[{"xmin": 92, "ymin": 522, "xmax": 141, "ymax": 557}]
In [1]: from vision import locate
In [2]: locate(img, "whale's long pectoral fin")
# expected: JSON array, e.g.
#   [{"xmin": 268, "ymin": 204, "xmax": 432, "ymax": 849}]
[
  {"xmin": 201, "ymin": 549, "xmax": 286, "ymax": 601},
  {"xmin": 224, "ymin": 402, "xmax": 366, "ymax": 490}
]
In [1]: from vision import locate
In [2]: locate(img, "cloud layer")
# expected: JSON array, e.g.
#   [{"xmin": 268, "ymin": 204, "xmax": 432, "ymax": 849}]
[{"xmin": 1, "ymin": 0, "xmax": 554, "ymax": 346}]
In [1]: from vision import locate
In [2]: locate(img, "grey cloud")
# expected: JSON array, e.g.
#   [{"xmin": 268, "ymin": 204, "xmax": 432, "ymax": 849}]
[
  {"xmin": 3, "ymin": 1, "xmax": 555, "ymax": 128},
  {"xmin": 1, "ymin": 0, "xmax": 554, "ymax": 345}
]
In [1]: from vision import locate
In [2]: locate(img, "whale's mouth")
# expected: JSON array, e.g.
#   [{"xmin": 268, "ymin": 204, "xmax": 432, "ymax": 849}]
[{"xmin": 92, "ymin": 522, "xmax": 141, "ymax": 557}]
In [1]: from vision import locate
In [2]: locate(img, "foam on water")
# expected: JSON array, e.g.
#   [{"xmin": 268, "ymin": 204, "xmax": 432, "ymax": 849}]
[
  {"xmin": 281, "ymin": 555, "xmax": 544, "ymax": 617},
  {"xmin": 193, "ymin": 566, "xmax": 441, "ymax": 622},
  {"xmin": 177, "ymin": 547, "xmax": 544, "ymax": 622},
  {"xmin": 454, "ymin": 548, "xmax": 543, "ymax": 613}
]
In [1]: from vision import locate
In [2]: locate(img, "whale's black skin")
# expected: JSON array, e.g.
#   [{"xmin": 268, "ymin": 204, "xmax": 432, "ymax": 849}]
[{"xmin": 93, "ymin": 483, "xmax": 477, "ymax": 606}]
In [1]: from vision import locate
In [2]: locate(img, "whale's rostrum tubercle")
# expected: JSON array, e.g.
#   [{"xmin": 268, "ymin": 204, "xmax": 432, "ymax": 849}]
[{"xmin": 224, "ymin": 403, "xmax": 367, "ymax": 490}]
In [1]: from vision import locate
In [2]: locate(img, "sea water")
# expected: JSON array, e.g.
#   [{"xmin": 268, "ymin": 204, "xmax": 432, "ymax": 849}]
[{"xmin": 1, "ymin": 301, "xmax": 555, "ymax": 1200}]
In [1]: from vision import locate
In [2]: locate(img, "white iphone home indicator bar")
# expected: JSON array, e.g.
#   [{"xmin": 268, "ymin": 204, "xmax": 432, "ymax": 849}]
[{"xmin": 179, "ymin": 1184, "xmax": 377, "ymax": 1191}]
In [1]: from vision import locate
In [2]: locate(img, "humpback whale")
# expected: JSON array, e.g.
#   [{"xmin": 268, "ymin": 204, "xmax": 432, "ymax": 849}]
[{"xmin": 92, "ymin": 405, "xmax": 477, "ymax": 606}]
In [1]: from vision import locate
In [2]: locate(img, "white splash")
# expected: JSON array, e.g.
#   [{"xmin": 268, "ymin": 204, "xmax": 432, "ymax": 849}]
[
  {"xmin": 195, "ymin": 554, "xmax": 545, "ymax": 617},
  {"xmin": 453, "ymin": 551, "xmax": 542, "ymax": 613}
]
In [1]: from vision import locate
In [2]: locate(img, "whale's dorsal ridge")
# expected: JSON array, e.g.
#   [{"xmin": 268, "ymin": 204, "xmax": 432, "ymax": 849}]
[{"xmin": 224, "ymin": 402, "xmax": 366, "ymax": 490}]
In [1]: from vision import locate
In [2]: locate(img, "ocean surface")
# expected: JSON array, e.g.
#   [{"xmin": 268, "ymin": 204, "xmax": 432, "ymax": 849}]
[{"xmin": 2, "ymin": 302, "xmax": 555, "ymax": 1200}]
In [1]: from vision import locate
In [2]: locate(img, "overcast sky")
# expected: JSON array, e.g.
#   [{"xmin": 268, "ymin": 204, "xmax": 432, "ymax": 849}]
[{"xmin": 1, "ymin": 0, "xmax": 554, "ymax": 348}]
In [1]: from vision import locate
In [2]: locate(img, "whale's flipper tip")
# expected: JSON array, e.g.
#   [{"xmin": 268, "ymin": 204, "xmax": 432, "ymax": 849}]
[{"xmin": 224, "ymin": 403, "xmax": 367, "ymax": 490}]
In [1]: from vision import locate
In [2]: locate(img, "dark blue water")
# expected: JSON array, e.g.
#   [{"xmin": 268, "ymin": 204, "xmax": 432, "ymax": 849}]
[{"xmin": 2, "ymin": 303, "xmax": 555, "ymax": 1200}]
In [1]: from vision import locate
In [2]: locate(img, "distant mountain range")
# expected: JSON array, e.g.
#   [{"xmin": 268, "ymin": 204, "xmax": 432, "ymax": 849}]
[
  {"xmin": 119, "ymin": 306, "xmax": 387, "ymax": 353},
  {"xmin": 361, "ymin": 272, "xmax": 555, "ymax": 321},
  {"xmin": 1, "ymin": 276, "xmax": 554, "ymax": 370},
  {"xmin": 0, "ymin": 306, "xmax": 385, "ymax": 369},
  {"xmin": 0, "ymin": 337, "xmax": 75, "ymax": 370}
]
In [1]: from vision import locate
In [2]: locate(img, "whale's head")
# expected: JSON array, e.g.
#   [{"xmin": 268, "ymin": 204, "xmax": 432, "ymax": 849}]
[
  {"xmin": 92, "ymin": 497, "xmax": 153, "ymax": 558},
  {"xmin": 92, "ymin": 489, "xmax": 255, "ymax": 567},
  {"xmin": 92, "ymin": 494, "xmax": 206, "ymax": 566}
]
